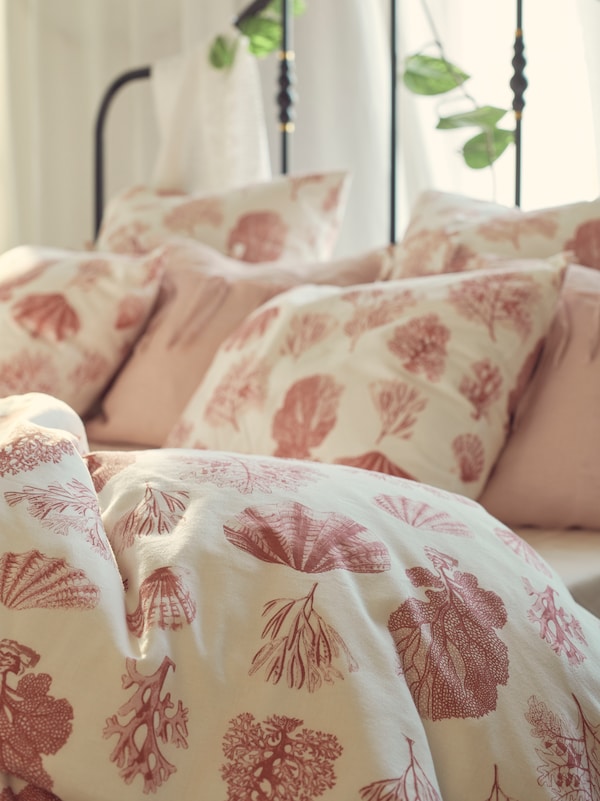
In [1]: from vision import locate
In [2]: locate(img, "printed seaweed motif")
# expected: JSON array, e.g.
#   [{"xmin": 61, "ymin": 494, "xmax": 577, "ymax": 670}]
[
  {"xmin": 250, "ymin": 582, "xmax": 358, "ymax": 691},
  {"xmin": 523, "ymin": 579, "xmax": 588, "ymax": 665},
  {"xmin": 204, "ymin": 356, "xmax": 270, "ymax": 430},
  {"xmin": 370, "ymin": 380, "xmax": 428, "ymax": 443},
  {"xmin": 482, "ymin": 765, "xmax": 521, "ymax": 801},
  {"xmin": 359, "ymin": 737, "xmax": 442, "ymax": 801},
  {"xmin": 109, "ymin": 484, "xmax": 189, "ymax": 552},
  {"xmin": 388, "ymin": 547, "xmax": 509, "ymax": 720},
  {"xmin": 448, "ymin": 273, "xmax": 541, "ymax": 341},
  {"xmin": 0, "ymin": 639, "xmax": 73, "ymax": 791},
  {"xmin": 0, "ymin": 426, "xmax": 75, "ymax": 477},
  {"xmin": 525, "ymin": 694, "xmax": 600, "ymax": 800},
  {"xmin": 387, "ymin": 314, "xmax": 450, "ymax": 381},
  {"xmin": 459, "ymin": 358, "xmax": 502, "ymax": 420},
  {"xmin": 0, "ymin": 787, "xmax": 63, "ymax": 800},
  {"xmin": 104, "ymin": 657, "xmax": 189, "ymax": 794},
  {"xmin": 4, "ymin": 478, "xmax": 110, "ymax": 560},
  {"xmin": 280, "ymin": 312, "xmax": 338, "ymax": 359},
  {"xmin": 342, "ymin": 287, "xmax": 416, "ymax": 350},
  {"xmin": 221, "ymin": 712, "xmax": 342, "ymax": 801}
]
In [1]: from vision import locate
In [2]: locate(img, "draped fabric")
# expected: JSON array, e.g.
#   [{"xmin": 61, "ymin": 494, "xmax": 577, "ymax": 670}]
[{"xmin": 0, "ymin": 0, "xmax": 598, "ymax": 256}]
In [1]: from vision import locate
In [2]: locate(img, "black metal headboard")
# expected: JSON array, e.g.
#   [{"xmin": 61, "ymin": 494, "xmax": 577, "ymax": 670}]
[{"xmin": 94, "ymin": 1, "xmax": 526, "ymax": 245}]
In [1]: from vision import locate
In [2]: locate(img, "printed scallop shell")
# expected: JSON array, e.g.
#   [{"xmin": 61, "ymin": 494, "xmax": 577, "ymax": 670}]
[
  {"xmin": 373, "ymin": 495, "xmax": 473, "ymax": 537},
  {"xmin": 0, "ymin": 550, "xmax": 100, "ymax": 610},
  {"xmin": 223, "ymin": 500, "xmax": 390, "ymax": 573},
  {"xmin": 127, "ymin": 566, "xmax": 197, "ymax": 637}
]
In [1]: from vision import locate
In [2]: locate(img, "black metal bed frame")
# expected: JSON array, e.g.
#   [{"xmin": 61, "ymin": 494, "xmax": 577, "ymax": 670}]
[{"xmin": 93, "ymin": 0, "xmax": 526, "ymax": 244}]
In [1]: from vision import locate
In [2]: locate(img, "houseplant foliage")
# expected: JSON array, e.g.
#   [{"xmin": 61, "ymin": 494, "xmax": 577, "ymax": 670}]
[
  {"xmin": 210, "ymin": 0, "xmax": 306, "ymax": 69},
  {"xmin": 403, "ymin": 0, "xmax": 514, "ymax": 169}
]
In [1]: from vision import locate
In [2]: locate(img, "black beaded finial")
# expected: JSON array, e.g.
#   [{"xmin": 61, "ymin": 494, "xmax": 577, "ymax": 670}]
[
  {"xmin": 510, "ymin": 0, "xmax": 527, "ymax": 206},
  {"xmin": 277, "ymin": 0, "xmax": 296, "ymax": 174}
]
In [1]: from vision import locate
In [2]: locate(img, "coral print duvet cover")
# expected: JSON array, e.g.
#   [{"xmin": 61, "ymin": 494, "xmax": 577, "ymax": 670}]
[{"xmin": 0, "ymin": 392, "xmax": 599, "ymax": 801}]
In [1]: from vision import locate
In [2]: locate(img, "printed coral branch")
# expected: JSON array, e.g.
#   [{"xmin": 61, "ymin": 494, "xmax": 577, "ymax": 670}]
[
  {"xmin": 483, "ymin": 764, "xmax": 521, "ymax": 801},
  {"xmin": 104, "ymin": 657, "xmax": 189, "ymax": 794},
  {"xmin": 359, "ymin": 736, "xmax": 442, "ymax": 800},
  {"xmin": 523, "ymin": 579, "xmax": 588, "ymax": 666},
  {"xmin": 459, "ymin": 358, "xmax": 502, "ymax": 420},
  {"xmin": 370, "ymin": 380, "xmax": 428, "ymax": 443},
  {"xmin": 249, "ymin": 583, "xmax": 358, "ymax": 691}
]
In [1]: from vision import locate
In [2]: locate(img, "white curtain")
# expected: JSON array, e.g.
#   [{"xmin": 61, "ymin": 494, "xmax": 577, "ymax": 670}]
[{"xmin": 0, "ymin": 0, "xmax": 598, "ymax": 256}]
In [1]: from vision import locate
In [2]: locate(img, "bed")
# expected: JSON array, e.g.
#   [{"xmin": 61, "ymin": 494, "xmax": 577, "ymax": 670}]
[{"xmin": 0, "ymin": 2, "xmax": 599, "ymax": 799}]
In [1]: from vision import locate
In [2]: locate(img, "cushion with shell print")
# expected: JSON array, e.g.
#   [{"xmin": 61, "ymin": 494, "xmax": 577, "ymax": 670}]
[
  {"xmin": 0, "ymin": 245, "xmax": 163, "ymax": 415},
  {"xmin": 390, "ymin": 189, "xmax": 600, "ymax": 278},
  {"xmin": 95, "ymin": 170, "xmax": 351, "ymax": 264},
  {"xmin": 166, "ymin": 257, "xmax": 564, "ymax": 498}
]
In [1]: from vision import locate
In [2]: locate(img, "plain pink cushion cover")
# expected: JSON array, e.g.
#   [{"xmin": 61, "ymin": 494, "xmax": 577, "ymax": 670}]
[
  {"xmin": 85, "ymin": 240, "xmax": 386, "ymax": 447},
  {"xmin": 479, "ymin": 264, "xmax": 600, "ymax": 528}
]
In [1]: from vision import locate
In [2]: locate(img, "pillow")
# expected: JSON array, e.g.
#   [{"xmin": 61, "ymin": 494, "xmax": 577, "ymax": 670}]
[
  {"xmin": 0, "ymin": 245, "xmax": 163, "ymax": 415},
  {"xmin": 85, "ymin": 239, "xmax": 390, "ymax": 447},
  {"xmin": 3, "ymin": 393, "xmax": 600, "ymax": 799},
  {"xmin": 391, "ymin": 189, "xmax": 600, "ymax": 277},
  {"xmin": 166, "ymin": 258, "xmax": 564, "ymax": 498},
  {"xmin": 95, "ymin": 170, "xmax": 351, "ymax": 263},
  {"xmin": 479, "ymin": 264, "xmax": 600, "ymax": 528}
]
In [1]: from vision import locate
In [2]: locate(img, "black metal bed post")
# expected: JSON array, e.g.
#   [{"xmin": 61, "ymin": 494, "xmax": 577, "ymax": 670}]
[
  {"xmin": 390, "ymin": 0, "xmax": 398, "ymax": 244},
  {"xmin": 510, "ymin": 0, "xmax": 526, "ymax": 207},
  {"xmin": 277, "ymin": 0, "xmax": 295, "ymax": 174}
]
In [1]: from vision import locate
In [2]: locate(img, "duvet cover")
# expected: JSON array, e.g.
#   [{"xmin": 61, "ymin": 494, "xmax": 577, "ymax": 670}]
[{"xmin": 0, "ymin": 393, "xmax": 599, "ymax": 801}]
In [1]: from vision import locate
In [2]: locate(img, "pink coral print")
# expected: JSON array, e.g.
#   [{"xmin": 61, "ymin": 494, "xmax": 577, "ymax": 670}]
[
  {"xmin": 115, "ymin": 294, "xmax": 147, "ymax": 329},
  {"xmin": 335, "ymin": 451, "xmax": 416, "ymax": 479},
  {"xmin": 387, "ymin": 314, "xmax": 450, "ymax": 381},
  {"xmin": 566, "ymin": 219, "xmax": 600, "ymax": 270},
  {"xmin": 204, "ymin": 356, "xmax": 270, "ymax": 430},
  {"xmin": 4, "ymin": 479, "xmax": 110, "ymax": 560},
  {"xmin": 359, "ymin": 737, "xmax": 442, "ymax": 801},
  {"xmin": 0, "ymin": 639, "xmax": 73, "ymax": 791},
  {"xmin": 272, "ymin": 374, "xmax": 343, "ymax": 459},
  {"xmin": 221, "ymin": 712, "xmax": 342, "ymax": 800},
  {"xmin": 12, "ymin": 293, "xmax": 80, "ymax": 342},
  {"xmin": 481, "ymin": 765, "xmax": 521, "ymax": 801},
  {"xmin": 0, "ymin": 260, "xmax": 56, "ymax": 302},
  {"xmin": 280, "ymin": 312, "xmax": 337, "ymax": 359},
  {"xmin": 523, "ymin": 578, "xmax": 588, "ymax": 665},
  {"xmin": 0, "ymin": 351, "xmax": 59, "ymax": 397},
  {"xmin": 388, "ymin": 546, "xmax": 509, "ymax": 720},
  {"xmin": 0, "ymin": 550, "xmax": 99, "ymax": 610},
  {"xmin": 104, "ymin": 657, "xmax": 189, "ymax": 794},
  {"xmin": 0, "ymin": 425, "xmax": 74, "ymax": 477},
  {"xmin": 227, "ymin": 211, "xmax": 288, "ymax": 262},
  {"xmin": 224, "ymin": 306, "xmax": 280, "ymax": 351},
  {"xmin": 452, "ymin": 433, "xmax": 485, "ymax": 483},
  {"xmin": 127, "ymin": 567, "xmax": 197, "ymax": 637},
  {"xmin": 459, "ymin": 358, "xmax": 503, "ymax": 420},
  {"xmin": 476, "ymin": 210, "xmax": 558, "ymax": 247},
  {"xmin": 72, "ymin": 257, "xmax": 111, "ymax": 289},
  {"xmin": 449, "ymin": 273, "xmax": 541, "ymax": 341},
  {"xmin": 250, "ymin": 582, "xmax": 358, "ymax": 691},
  {"xmin": 85, "ymin": 451, "xmax": 137, "ymax": 494},
  {"xmin": 176, "ymin": 453, "xmax": 321, "ymax": 494},
  {"xmin": 374, "ymin": 494, "xmax": 472, "ymax": 537},
  {"xmin": 109, "ymin": 485, "xmax": 189, "ymax": 553},
  {"xmin": 0, "ymin": 787, "xmax": 63, "ymax": 800},
  {"xmin": 224, "ymin": 500, "xmax": 390, "ymax": 573},
  {"xmin": 370, "ymin": 380, "xmax": 428, "ymax": 443},
  {"xmin": 493, "ymin": 527, "xmax": 553, "ymax": 577},
  {"xmin": 525, "ymin": 694, "xmax": 600, "ymax": 800},
  {"xmin": 164, "ymin": 197, "xmax": 223, "ymax": 233},
  {"xmin": 399, "ymin": 228, "xmax": 456, "ymax": 277},
  {"xmin": 104, "ymin": 221, "xmax": 153, "ymax": 254},
  {"xmin": 342, "ymin": 287, "xmax": 416, "ymax": 350},
  {"xmin": 67, "ymin": 350, "xmax": 110, "ymax": 388}
]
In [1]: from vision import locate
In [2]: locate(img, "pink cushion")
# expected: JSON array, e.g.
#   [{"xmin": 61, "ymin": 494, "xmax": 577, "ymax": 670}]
[
  {"xmin": 479, "ymin": 264, "xmax": 600, "ymax": 528},
  {"xmin": 85, "ymin": 240, "xmax": 388, "ymax": 447},
  {"xmin": 391, "ymin": 190, "xmax": 600, "ymax": 277},
  {"xmin": 0, "ymin": 245, "xmax": 163, "ymax": 415},
  {"xmin": 95, "ymin": 170, "xmax": 351, "ymax": 263},
  {"xmin": 167, "ymin": 258, "xmax": 563, "ymax": 498}
]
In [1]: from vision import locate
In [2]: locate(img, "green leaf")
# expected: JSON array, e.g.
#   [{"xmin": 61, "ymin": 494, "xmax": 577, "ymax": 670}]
[
  {"xmin": 403, "ymin": 54, "xmax": 470, "ymax": 96},
  {"xmin": 436, "ymin": 105, "xmax": 508, "ymax": 130},
  {"xmin": 208, "ymin": 34, "xmax": 238, "ymax": 69},
  {"xmin": 238, "ymin": 15, "xmax": 282, "ymax": 56},
  {"xmin": 462, "ymin": 128, "xmax": 515, "ymax": 169}
]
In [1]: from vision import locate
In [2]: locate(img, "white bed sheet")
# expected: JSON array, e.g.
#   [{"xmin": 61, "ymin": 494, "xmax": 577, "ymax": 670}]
[{"xmin": 516, "ymin": 526, "xmax": 600, "ymax": 618}]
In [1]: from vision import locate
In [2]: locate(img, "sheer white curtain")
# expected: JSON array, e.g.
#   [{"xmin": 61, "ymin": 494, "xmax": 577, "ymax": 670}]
[{"xmin": 0, "ymin": 0, "xmax": 598, "ymax": 256}]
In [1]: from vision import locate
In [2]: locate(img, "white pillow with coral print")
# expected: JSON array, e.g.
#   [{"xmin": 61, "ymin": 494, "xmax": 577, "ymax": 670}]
[
  {"xmin": 391, "ymin": 189, "xmax": 600, "ymax": 277},
  {"xmin": 167, "ymin": 259, "xmax": 563, "ymax": 498},
  {"xmin": 95, "ymin": 170, "xmax": 351, "ymax": 263},
  {"xmin": 0, "ymin": 245, "xmax": 163, "ymax": 415}
]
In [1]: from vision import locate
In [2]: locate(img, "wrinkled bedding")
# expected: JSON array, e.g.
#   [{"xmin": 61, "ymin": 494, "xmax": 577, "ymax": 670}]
[{"xmin": 1, "ymin": 393, "xmax": 599, "ymax": 801}]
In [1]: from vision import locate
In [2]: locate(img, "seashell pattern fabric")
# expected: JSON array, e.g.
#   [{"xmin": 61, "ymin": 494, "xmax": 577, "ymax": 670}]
[{"xmin": 1, "ymin": 392, "xmax": 600, "ymax": 800}]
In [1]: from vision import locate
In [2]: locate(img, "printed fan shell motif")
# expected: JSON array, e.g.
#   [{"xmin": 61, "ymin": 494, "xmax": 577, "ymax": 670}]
[
  {"xmin": 335, "ymin": 450, "xmax": 415, "ymax": 479},
  {"xmin": 127, "ymin": 567, "xmax": 197, "ymax": 637},
  {"xmin": 0, "ymin": 550, "xmax": 100, "ymax": 610},
  {"xmin": 12, "ymin": 293, "xmax": 80, "ymax": 342},
  {"xmin": 373, "ymin": 494, "xmax": 473, "ymax": 537},
  {"xmin": 224, "ymin": 500, "xmax": 391, "ymax": 573}
]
